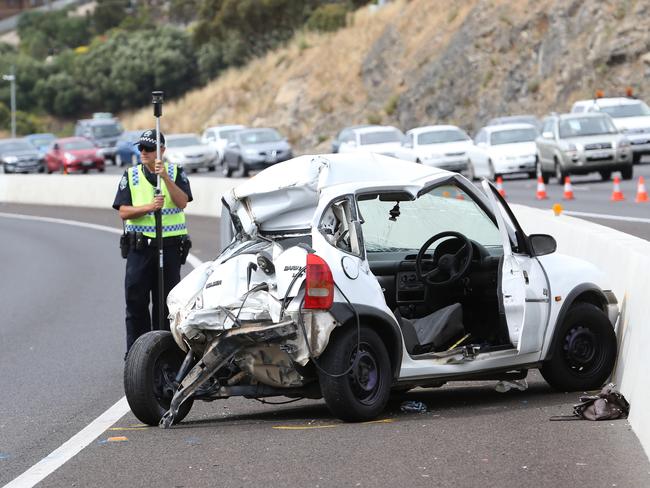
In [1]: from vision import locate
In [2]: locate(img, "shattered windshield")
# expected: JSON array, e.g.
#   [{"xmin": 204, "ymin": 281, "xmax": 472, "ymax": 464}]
[{"xmin": 357, "ymin": 185, "xmax": 501, "ymax": 252}]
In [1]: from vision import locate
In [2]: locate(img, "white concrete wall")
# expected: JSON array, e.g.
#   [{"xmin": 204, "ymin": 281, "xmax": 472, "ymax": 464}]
[{"xmin": 1, "ymin": 174, "xmax": 649, "ymax": 459}]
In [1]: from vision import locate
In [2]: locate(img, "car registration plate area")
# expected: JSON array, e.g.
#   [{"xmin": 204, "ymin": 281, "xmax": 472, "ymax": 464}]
[{"xmin": 586, "ymin": 151, "xmax": 612, "ymax": 161}]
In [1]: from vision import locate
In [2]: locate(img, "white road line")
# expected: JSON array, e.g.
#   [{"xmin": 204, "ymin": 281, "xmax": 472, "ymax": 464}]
[
  {"xmin": 563, "ymin": 210, "xmax": 650, "ymax": 224},
  {"xmin": 2, "ymin": 398, "xmax": 130, "ymax": 488},
  {"xmin": 1, "ymin": 212, "xmax": 202, "ymax": 488}
]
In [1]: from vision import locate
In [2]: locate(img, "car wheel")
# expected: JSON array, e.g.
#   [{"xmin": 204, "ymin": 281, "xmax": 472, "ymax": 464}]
[
  {"xmin": 540, "ymin": 303, "xmax": 617, "ymax": 392},
  {"xmin": 124, "ymin": 331, "xmax": 194, "ymax": 426},
  {"xmin": 632, "ymin": 153, "xmax": 642, "ymax": 165},
  {"xmin": 98, "ymin": 167, "xmax": 105, "ymax": 173},
  {"xmin": 234, "ymin": 158, "xmax": 249, "ymax": 178},
  {"xmin": 222, "ymin": 160, "xmax": 233, "ymax": 178},
  {"xmin": 465, "ymin": 162, "xmax": 475, "ymax": 181},
  {"xmin": 318, "ymin": 325, "xmax": 391, "ymax": 422},
  {"xmin": 621, "ymin": 165, "xmax": 633, "ymax": 180},
  {"xmin": 38, "ymin": 165, "xmax": 45, "ymax": 173},
  {"xmin": 115, "ymin": 154, "xmax": 122, "ymax": 167},
  {"xmin": 207, "ymin": 165, "xmax": 216, "ymax": 172},
  {"xmin": 554, "ymin": 159, "xmax": 566, "ymax": 184},
  {"xmin": 488, "ymin": 160, "xmax": 495, "ymax": 181},
  {"xmin": 599, "ymin": 170, "xmax": 611, "ymax": 181},
  {"xmin": 527, "ymin": 171, "xmax": 536, "ymax": 179}
]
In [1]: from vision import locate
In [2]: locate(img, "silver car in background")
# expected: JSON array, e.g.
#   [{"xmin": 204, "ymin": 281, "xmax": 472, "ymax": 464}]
[
  {"xmin": 536, "ymin": 113, "xmax": 633, "ymax": 183},
  {"xmin": 222, "ymin": 128, "xmax": 292, "ymax": 177},
  {"xmin": 164, "ymin": 134, "xmax": 218, "ymax": 173},
  {"xmin": 201, "ymin": 124, "xmax": 246, "ymax": 165}
]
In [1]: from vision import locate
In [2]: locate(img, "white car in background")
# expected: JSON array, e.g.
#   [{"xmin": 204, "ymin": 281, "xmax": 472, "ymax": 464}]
[
  {"xmin": 402, "ymin": 125, "xmax": 472, "ymax": 174},
  {"xmin": 571, "ymin": 97, "xmax": 650, "ymax": 164},
  {"xmin": 164, "ymin": 133, "xmax": 218, "ymax": 173},
  {"xmin": 337, "ymin": 125, "xmax": 406, "ymax": 157},
  {"xmin": 201, "ymin": 124, "xmax": 246, "ymax": 165},
  {"xmin": 472, "ymin": 123, "xmax": 539, "ymax": 180}
]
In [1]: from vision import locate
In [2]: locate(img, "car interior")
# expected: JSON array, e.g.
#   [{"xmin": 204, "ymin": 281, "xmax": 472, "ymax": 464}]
[{"xmin": 320, "ymin": 182, "xmax": 514, "ymax": 359}]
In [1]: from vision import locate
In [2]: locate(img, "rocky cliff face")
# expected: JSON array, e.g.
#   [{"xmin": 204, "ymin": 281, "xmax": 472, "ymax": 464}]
[{"xmin": 122, "ymin": 0, "xmax": 650, "ymax": 152}]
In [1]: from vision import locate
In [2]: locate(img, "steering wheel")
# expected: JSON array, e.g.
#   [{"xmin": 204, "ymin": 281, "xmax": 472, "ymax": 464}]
[{"xmin": 415, "ymin": 231, "xmax": 473, "ymax": 287}]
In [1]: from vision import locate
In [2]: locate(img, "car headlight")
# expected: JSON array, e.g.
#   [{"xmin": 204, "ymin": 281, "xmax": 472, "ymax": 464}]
[
  {"xmin": 564, "ymin": 143, "xmax": 578, "ymax": 157},
  {"xmin": 618, "ymin": 138, "xmax": 630, "ymax": 148},
  {"xmin": 427, "ymin": 153, "xmax": 443, "ymax": 159},
  {"xmin": 4, "ymin": 156, "xmax": 17, "ymax": 164},
  {"xmin": 64, "ymin": 152, "xmax": 76, "ymax": 162}
]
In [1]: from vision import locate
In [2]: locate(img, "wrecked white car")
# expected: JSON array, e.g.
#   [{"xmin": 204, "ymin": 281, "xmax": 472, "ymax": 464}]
[{"xmin": 124, "ymin": 153, "xmax": 619, "ymax": 428}]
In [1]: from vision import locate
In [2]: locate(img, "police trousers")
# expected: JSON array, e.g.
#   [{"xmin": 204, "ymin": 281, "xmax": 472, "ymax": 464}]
[{"xmin": 124, "ymin": 238, "xmax": 182, "ymax": 351}]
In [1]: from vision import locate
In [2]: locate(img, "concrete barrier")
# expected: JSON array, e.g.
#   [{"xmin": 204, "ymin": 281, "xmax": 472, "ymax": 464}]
[{"xmin": 1, "ymin": 174, "xmax": 649, "ymax": 459}]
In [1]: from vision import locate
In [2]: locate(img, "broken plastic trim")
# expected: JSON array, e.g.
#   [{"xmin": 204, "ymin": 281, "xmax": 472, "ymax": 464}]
[{"xmin": 159, "ymin": 319, "xmax": 297, "ymax": 429}]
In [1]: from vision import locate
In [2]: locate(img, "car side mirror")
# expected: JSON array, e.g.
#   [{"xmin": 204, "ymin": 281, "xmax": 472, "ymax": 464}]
[
  {"xmin": 529, "ymin": 234, "xmax": 557, "ymax": 256},
  {"xmin": 53, "ymin": 143, "xmax": 60, "ymax": 151}
]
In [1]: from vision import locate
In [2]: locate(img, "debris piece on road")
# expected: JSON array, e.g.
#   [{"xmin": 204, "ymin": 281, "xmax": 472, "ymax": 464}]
[
  {"xmin": 400, "ymin": 400, "xmax": 427, "ymax": 413},
  {"xmin": 99, "ymin": 436, "xmax": 129, "ymax": 444},
  {"xmin": 550, "ymin": 383, "xmax": 629, "ymax": 421},
  {"xmin": 495, "ymin": 379, "xmax": 528, "ymax": 392}
]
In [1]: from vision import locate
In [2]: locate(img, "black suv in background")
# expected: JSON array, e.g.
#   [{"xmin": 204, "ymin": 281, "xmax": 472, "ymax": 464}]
[{"xmin": 74, "ymin": 117, "xmax": 123, "ymax": 164}]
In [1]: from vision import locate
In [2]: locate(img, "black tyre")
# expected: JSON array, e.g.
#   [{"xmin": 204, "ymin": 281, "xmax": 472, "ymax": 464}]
[
  {"xmin": 124, "ymin": 331, "xmax": 194, "ymax": 426},
  {"xmin": 541, "ymin": 303, "xmax": 617, "ymax": 392},
  {"xmin": 599, "ymin": 170, "xmax": 611, "ymax": 181},
  {"xmin": 632, "ymin": 153, "xmax": 642, "ymax": 165},
  {"xmin": 621, "ymin": 165, "xmax": 633, "ymax": 180},
  {"xmin": 208, "ymin": 165, "xmax": 216, "ymax": 172},
  {"xmin": 527, "ymin": 171, "xmax": 536, "ymax": 179},
  {"xmin": 222, "ymin": 161, "xmax": 233, "ymax": 177},
  {"xmin": 554, "ymin": 159, "xmax": 567, "ymax": 184},
  {"xmin": 318, "ymin": 325, "xmax": 391, "ymax": 422},
  {"xmin": 234, "ymin": 158, "xmax": 249, "ymax": 177}
]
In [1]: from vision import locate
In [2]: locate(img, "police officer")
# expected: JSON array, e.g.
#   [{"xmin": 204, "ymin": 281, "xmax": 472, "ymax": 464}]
[{"xmin": 112, "ymin": 129, "xmax": 193, "ymax": 355}]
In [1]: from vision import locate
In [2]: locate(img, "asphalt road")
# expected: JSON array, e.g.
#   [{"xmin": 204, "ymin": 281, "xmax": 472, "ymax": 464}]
[{"xmin": 1, "ymin": 202, "xmax": 649, "ymax": 487}]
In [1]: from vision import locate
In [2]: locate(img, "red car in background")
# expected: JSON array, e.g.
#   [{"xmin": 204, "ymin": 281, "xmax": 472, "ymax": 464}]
[{"xmin": 45, "ymin": 137, "xmax": 105, "ymax": 174}]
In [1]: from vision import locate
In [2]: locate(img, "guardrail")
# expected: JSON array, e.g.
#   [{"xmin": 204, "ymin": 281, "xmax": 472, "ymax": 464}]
[{"xmin": 1, "ymin": 174, "xmax": 649, "ymax": 460}]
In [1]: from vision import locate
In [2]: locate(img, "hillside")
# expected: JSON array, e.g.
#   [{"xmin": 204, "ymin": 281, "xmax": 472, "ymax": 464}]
[{"xmin": 120, "ymin": 0, "xmax": 650, "ymax": 152}]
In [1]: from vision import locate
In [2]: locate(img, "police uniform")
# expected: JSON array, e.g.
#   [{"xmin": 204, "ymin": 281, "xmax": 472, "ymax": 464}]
[{"xmin": 112, "ymin": 130, "xmax": 193, "ymax": 353}]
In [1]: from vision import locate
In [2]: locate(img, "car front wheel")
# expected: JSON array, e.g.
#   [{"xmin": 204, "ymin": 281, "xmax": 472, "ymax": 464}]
[
  {"xmin": 621, "ymin": 165, "xmax": 633, "ymax": 180},
  {"xmin": 541, "ymin": 303, "xmax": 617, "ymax": 392},
  {"xmin": 124, "ymin": 331, "xmax": 194, "ymax": 426},
  {"xmin": 318, "ymin": 325, "xmax": 391, "ymax": 422}
]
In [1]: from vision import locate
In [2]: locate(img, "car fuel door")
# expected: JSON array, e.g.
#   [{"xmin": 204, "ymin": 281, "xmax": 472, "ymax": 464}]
[{"xmin": 481, "ymin": 180, "xmax": 550, "ymax": 354}]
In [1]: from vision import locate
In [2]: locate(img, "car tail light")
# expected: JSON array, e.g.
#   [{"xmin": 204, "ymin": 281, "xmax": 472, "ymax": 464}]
[{"xmin": 304, "ymin": 254, "xmax": 334, "ymax": 310}]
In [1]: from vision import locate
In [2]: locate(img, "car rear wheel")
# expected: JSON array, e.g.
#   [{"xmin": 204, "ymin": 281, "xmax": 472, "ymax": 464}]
[
  {"xmin": 621, "ymin": 165, "xmax": 633, "ymax": 180},
  {"xmin": 124, "ymin": 331, "xmax": 194, "ymax": 426},
  {"xmin": 318, "ymin": 325, "xmax": 391, "ymax": 422},
  {"xmin": 554, "ymin": 159, "xmax": 567, "ymax": 184},
  {"xmin": 541, "ymin": 303, "xmax": 617, "ymax": 392},
  {"xmin": 234, "ymin": 158, "xmax": 249, "ymax": 178}
]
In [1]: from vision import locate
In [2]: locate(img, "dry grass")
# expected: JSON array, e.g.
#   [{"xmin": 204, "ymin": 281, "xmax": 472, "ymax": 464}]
[{"xmin": 121, "ymin": 2, "xmax": 403, "ymax": 138}]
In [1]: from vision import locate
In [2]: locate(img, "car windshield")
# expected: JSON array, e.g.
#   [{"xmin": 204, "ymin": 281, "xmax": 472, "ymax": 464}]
[
  {"xmin": 357, "ymin": 185, "xmax": 502, "ymax": 252},
  {"xmin": 239, "ymin": 130, "xmax": 282, "ymax": 144},
  {"xmin": 167, "ymin": 136, "xmax": 201, "ymax": 147},
  {"xmin": 559, "ymin": 117, "xmax": 617, "ymax": 138},
  {"xmin": 0, "ymin": 141, "xmax": 34, "ymax": 152},
  {"xmin": 490, "ymin": 116, "xmax": 538, "ymax": 127},
  {"xmin": 490, "ymin": 128, "xmax": 538, "ymax": 145},
  {"xmin": 599, "ymin": 102, "xmax": 650, "ymax": 118},
  {"xmin": 62, "ymin": 139, "xmax": 95, "ymax": 150},
  {"xmin": 28, "ymin": 134, "xmax": 55, "ymax": 147},
  {"xmin": 359, "ymin": 130, "xmax": 402, "ymax": 145},
  {"xmin": 91, "ymin": 124, "xmax": 121, "ymax": 138},
  {"xmin": 417, "ymin": 129, "xmax": 469, "ymax": 145},
  {"xmin": 220, "ymin": 129, "xmax": 243, "ymax": 139}
]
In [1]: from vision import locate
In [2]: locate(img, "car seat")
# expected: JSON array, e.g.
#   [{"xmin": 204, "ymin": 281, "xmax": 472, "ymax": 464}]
[{"xmin": 395, "ymin": 303, "xmax": 465, "ymax": 355}]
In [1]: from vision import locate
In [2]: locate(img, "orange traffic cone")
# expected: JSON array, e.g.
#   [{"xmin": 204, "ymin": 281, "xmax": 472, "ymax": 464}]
[
  {"xmin": 535, "ymin": 176, "xmax": 548, "ymax": 200},
  {"xmin": 562, "ymin": 176, "xmax": 574, "ymax": 200},
  {"xmin": 610, "ymin": 176, "xmax": 625, "ymax": 201},
  {"xmin": 635, "ymin": 176, "xmax": 648, "ymax": 203},
  {"xmin": 496, "ymin": 176, "xmax": 506, "ymax": 198}
]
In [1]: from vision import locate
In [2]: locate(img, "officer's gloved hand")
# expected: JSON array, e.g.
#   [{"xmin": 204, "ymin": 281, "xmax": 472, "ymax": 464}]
[{"xmin": 151, "ymin": 195, "xmax": 164, "ymax": 211}]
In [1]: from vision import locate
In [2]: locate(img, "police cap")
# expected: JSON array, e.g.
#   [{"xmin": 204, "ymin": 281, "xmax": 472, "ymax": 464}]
[{"xmin": 136, "ymin": 129, "xmax": 165, "ymax": 149}]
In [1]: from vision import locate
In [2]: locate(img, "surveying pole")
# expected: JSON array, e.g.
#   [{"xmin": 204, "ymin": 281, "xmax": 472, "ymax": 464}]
[{"xmin": 152, "ymin": 90, "xmax": 165, "ymax": 330}]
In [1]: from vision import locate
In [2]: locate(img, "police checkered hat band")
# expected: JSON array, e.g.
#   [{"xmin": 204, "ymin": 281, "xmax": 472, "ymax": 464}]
[{"xmin": 137, "ymin": 129, "xmax": 165, "ymax": 148}]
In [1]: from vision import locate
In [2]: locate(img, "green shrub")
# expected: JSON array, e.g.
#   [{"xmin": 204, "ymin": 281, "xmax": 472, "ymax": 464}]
[
  {"xmin": 384, "ymin": 93, "xmax": 399, "ymax": 116},
  {"xmin": 306, "ymin": 4, "xmax": 348, "ymax": 32}
]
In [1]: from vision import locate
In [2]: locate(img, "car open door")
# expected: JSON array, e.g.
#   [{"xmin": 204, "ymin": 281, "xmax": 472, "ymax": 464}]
[{"xmin": 481, "ymin": 180, "xmax": 551, "ymax": 355}]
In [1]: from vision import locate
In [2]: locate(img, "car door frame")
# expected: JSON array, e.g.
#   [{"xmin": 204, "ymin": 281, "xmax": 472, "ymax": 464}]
[{"xmin": 481, "ymin": 179, "xmax": 551, "ymax": 355}]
